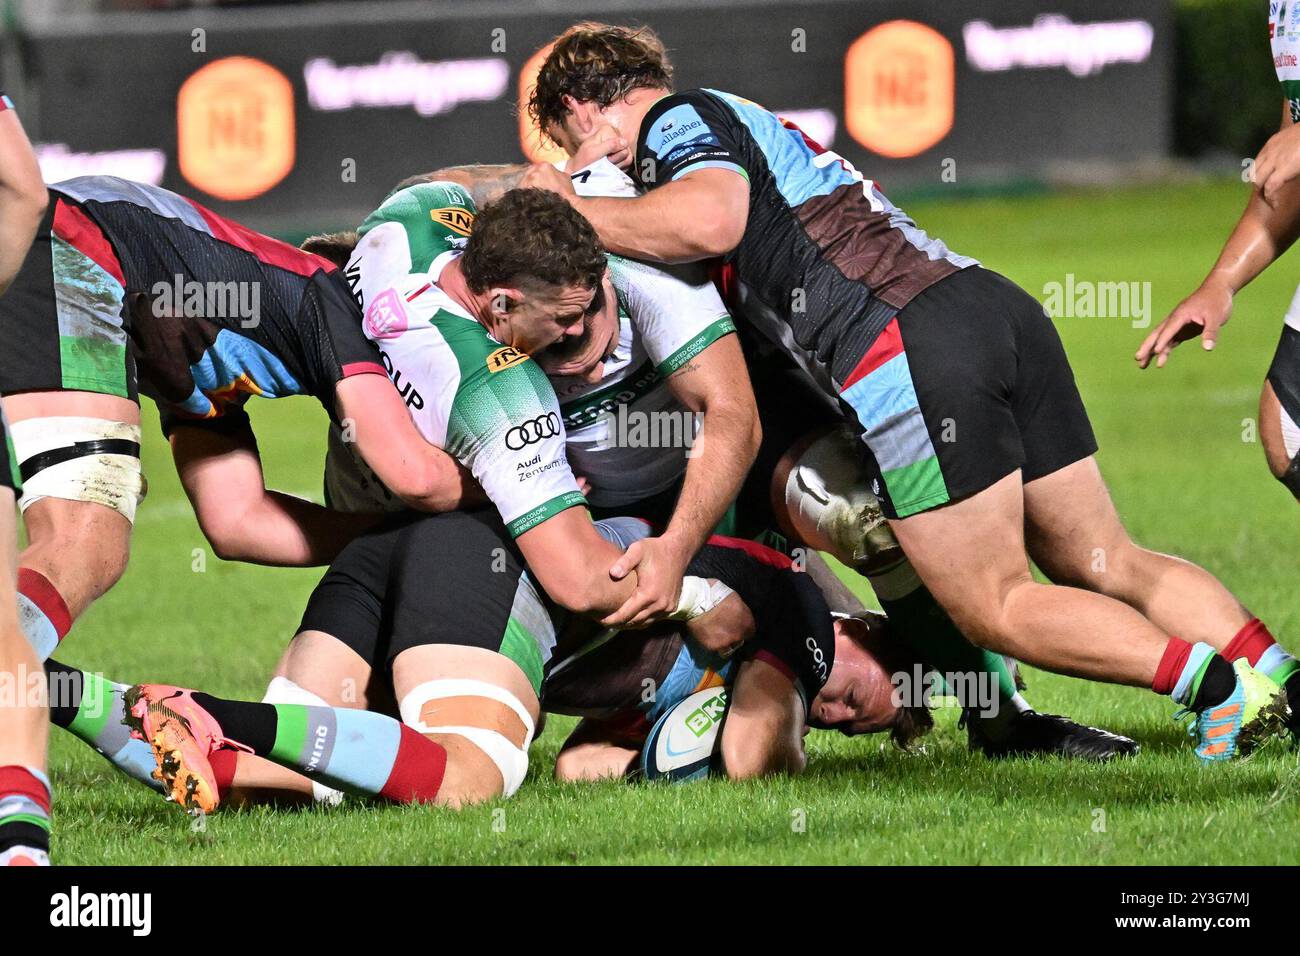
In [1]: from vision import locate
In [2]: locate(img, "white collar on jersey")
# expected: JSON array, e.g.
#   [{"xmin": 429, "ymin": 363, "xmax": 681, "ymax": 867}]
[{"xmin": 553, "ymin": 157, "xmax": 639, "ymax": 198}]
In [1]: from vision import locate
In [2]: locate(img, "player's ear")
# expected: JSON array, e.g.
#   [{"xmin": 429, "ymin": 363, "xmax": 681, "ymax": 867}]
[
  {"xmin": 488, "ymin": 288, "xmax": 522, "ymax": 321},
  {"xmin": 563, "ymin": 95, "xmax": 595, "ymax": 136}
]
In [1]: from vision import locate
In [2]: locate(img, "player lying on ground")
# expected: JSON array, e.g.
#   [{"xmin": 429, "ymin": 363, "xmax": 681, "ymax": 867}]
[
  {"xmin": 120, "ymin": 508, "xmax": 937, "ymax": 810},
  {"xmin": 498, "ymin": 22, "xmax": 1296, "ymax": 760},
  {"xmin": 119, "ymin": 512, "xmax": 803, "ymax": 810},
  {"xmin": 548, "ymin": 540, "xmax": 932, "ymax": 782},
  {"xmin": 411, "ymin": 157, "xmax": 1134, "ymax": 760},
  {"xmin": 1138, "ymin": 36, "xmax": 1300, "ymax": 507},
  {"xmin": 0, "ymin": 91, "xmax": 53, "ymax": 865},
  {"xmin": 0, "ymin": 173, "xmax": 481, "ymax": 704}
]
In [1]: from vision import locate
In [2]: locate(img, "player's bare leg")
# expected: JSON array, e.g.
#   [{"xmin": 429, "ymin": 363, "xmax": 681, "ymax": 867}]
[
  {"xmin": 2, "ymin": 390, "xmax": 142, "ymax": 659},
  {"xmin": 1023, "ymin": 455, "xmax": 1300, "ymax": 732},
  {"xmin": 390, "ymin": 644, "xmax": 540, "ymax": 807},
  {"xmin": 0, "ymin": 491, "xmax": 52, "ymax": 865},
  {"xmin": 890, "ymin": 470, "xmax": 1289, "ymax": 760},
  {"xmin": 1261, "ymin": 380, "xmax": 1300, "ymax": 501}
]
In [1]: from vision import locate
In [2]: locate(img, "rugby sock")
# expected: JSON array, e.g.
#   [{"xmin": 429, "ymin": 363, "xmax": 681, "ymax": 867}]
[
  {"xmin": 877, "ymin": 586, "xmax": 1027, "ymax": 736},
  {"xmin": 1154, "ymin": 639, "xmax": 1235, "ymax": 710},
  {"xmin": 44, "ymin": 661, "xmax": 162, "ymax": 791},
  {"xmin": 192, "ymin": 694, "xmax": 447, "ymax": 803},
  {"xmin": 0, "ymin": 766, "xmax": 51, "ymax": 866},
  {"xmin": 1222, "ymin": 618, "xmax": 1300, "ymax": 711},
  {"xmin": 16, "ymin": 569, "xmax": 71, "ymax": 661}
]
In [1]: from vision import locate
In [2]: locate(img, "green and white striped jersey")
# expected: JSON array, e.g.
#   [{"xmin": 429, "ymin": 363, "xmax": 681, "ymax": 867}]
[
  {"xmin": 548, "ymin": 160, "xmax": 736, "ymax": 507},
  {"xmin": 1274, "ymin": 1, "xmax": 1300, "ymax": 122},
  {"xmin": 339, "ymin": 182, "xmax": 585, "ymax": 537}
]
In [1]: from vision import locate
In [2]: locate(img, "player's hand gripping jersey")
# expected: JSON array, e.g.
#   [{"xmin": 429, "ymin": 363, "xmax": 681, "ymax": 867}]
[
  {"xmin": 633, "ymin": 89, "xmax": 977, "ymax": 390},
  {"xmin": 550, "ymin": 159, "xmax": 735, "ymax": 507},
  {"xmin": 0, "ymin": 176, "xmax": 385, "ymax": 433},
  {"xmin": 343, "ymin": 182, "xmax": 585, "ymax": 536}
]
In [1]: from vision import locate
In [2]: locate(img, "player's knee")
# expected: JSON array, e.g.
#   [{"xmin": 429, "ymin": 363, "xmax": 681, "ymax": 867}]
[
  {"xmin": 399, "ymin": 678, "xmax": 536, "ymax": 805},
  {"xmin": 775, "ymin": 426, "xmax": 904, "ymax": 575}
]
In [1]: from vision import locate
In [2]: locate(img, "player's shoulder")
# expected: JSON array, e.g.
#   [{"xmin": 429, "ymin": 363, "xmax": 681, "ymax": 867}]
[
  {"xmin": 358, "ymin": 181, "xmax": 477, "ymax": 270},
  {"xmin": 428, "ymin": 312, "xmax": 540, "ymax": 390}
]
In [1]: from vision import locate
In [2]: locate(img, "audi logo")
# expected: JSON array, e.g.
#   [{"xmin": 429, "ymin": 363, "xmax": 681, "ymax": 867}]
[{"xmin": 505, "ymin": 412, "xmax": 561, "ymax": 450}]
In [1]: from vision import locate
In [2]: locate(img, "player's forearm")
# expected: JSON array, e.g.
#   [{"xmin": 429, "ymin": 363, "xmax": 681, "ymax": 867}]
[
  {"xmin": 571, "ymin": 193, "xmax": 732, "ymax": 264},
  {"xmin": 518, "ymin": 511, "xmax": 639, "ymax": 616},
  {"xmin": 664, "ymin": 402, "xmax": 759, "ymax": 559},
  {"xmin": 1204, "ymin": 186, "xmax": 1300, "ymax": 295},
  {"xmin": 424, "ymin": 164, "xmax": 529, "ymax": 208}
]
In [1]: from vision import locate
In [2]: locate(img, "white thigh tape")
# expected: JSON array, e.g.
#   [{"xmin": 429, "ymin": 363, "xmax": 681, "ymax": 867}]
[
  {"xmin": 425, "ymin": 725, "xmax": 529, "ymax": 797},
  {"xmin": 262, "ymin": 676, "xmax": 344, "ymax": 806},
  {"xmin": 10, "ymin": 417, "xmax": 145, "ymax": 524},
  {"xmin": 399, "ymin": 679, "xmax": 536, "ymax": 798}
]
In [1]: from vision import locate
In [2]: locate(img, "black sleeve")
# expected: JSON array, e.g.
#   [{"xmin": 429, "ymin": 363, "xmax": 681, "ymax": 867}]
[
  {"xmin": 686, "ymin": 542, "xmax": 835, "ymax": 711},
  {"xmin": 634, "ymin": 89, "xmax": 750, "ymax": 189},
  {"xmin": 305, "ymin": 272, "xmax": 388, "ymax": 414}
]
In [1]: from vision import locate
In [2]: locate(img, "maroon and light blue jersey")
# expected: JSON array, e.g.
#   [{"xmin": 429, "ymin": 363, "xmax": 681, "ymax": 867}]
[
  {"xmin": 633, "ymin": 88, "xmax": 977, "ymax": 391},
  {"xmin": 43, "ymin": 176, "xmax": 384, "ymax": 430}
]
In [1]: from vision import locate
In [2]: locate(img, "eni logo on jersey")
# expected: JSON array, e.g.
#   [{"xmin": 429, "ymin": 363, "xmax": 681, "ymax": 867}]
[
  {"xmin": 844, "ymin": 20, "xmax": 954, "ymax": 159},
  {"xmin": 431, "ymin": 207, "xmax": 474, "ymax": 237},
  {"xmin": 487, "ymin": 346, "xmax": 528, "ymax": 373},
  {"xmin": 178, "ymin": 57, "xmax": 295, "ymax": 201}
]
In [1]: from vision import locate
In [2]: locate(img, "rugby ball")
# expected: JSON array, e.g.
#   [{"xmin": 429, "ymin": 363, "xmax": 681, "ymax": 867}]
[{"xmin": 641, "ymin": 686, "xmax": 729, "ymax": 782}]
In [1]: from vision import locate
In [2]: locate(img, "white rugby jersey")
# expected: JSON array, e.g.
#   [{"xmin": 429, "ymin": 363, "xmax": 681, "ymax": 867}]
[
  {"xmin": 551, "ymin": 159, "xmax": 736, "ymax": 507},
  {"xmin": 335, "ymin": 182, "xmax": 584, "ymax": 536}
]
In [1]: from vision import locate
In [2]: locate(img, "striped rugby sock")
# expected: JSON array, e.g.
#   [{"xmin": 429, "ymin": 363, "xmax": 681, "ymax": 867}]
[
  {"xmin": 46, "ymin": 661, "xmax": 162, "ymax": 791},
  {"xmin": 1222, "ymin": 618, "xmax": 1299, "ymax": 688},
  {"xmin": 194, "ymin": 694, "xmax": 446, "ymax": 804},
  {"xmin": 0, "ymin": 766, "xmax": 51, "ymax": 866},
  {"xmin": 17, "ymin": 569, "xmax": 71, "ymax": 662}
]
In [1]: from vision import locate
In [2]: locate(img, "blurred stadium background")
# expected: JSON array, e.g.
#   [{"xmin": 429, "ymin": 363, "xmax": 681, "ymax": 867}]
[
  {"xmin": 0, "ymin": 0, "xmax": 1276, "ymax": 236},
  {"xmin": 4, "ymin": 0, "xmax": 1299, "ymax": 864}
]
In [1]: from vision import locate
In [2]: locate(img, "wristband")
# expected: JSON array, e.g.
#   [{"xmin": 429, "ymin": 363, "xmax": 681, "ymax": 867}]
[
  {"xmin": 0, "ymin": 94, "xmax": 13, "ymax": 112},
  {"xmin": 668, "ymin": 575, "xmax": 735, "ymax": 621}
]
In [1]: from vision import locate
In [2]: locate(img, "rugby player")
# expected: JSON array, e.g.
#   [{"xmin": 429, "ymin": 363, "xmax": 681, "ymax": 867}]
[
  {"xmin": 417, "ymin": 155, "xmax": 1135, "ymax": 759},
  {"xmin": 1138, "ymin": 6, "xmax": 1300, "ymax": 535},
  {"xmin": 0, "ymin": 174, "xmax": 482, "ymax": 676},
  {"xmin": 0, "ymin": 92, "xmax": 53, "ymax": 865},
  {"xmin": 530, "ymin": 158, "xmax": 1133, "ymax": 760},
  {"xmin": 501, "ymin": 22, "xmax": 1295, "ymax": 761}
]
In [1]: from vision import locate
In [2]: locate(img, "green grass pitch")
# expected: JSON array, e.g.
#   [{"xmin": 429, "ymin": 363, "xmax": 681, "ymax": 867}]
[{"xmin": 46, "ymin": 178, "xmax": 1300, "ymax": 865}]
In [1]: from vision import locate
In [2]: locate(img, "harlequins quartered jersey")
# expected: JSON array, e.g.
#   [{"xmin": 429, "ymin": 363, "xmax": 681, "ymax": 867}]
[
  {"xmin": 633, "ymin": 88, "xmax": 978, "ymax": 391},
  {"xmin": 344, "ymin": 182, "xmax": 585, "ymax": 537},
  {"xmin": 548, "ymin": 160, "xmax": 736, "ymax": 507},
  {"xmin": 42, "ymin": 176, "xmax": 383, "ymax": 427}
]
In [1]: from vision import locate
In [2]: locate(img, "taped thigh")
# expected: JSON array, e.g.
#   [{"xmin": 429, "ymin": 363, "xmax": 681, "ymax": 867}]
[{"xmin": 399, "ymin": 678, "xmax": 535, "ymax": 797}]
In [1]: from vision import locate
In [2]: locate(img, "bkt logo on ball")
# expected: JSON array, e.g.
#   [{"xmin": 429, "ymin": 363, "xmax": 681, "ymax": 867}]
[{"xmin": 505, "ymin": 412, "xmax": 560, "ymax": 450}]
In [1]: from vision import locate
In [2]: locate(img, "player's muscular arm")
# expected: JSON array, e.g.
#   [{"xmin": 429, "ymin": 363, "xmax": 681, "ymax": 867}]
[
  {"xmin": 523, "ymin": 163, "xmax": 749, "ymax": 264},
  {"xmin": 172, "ymin": 422, "xmax": 380, "ymax": 566},
  {"xmin": 515, "ymin": 507, "xmax": 639, "ymax": 617},
  {"xmin": 0, "ymin": 108, "xmax": 48, "ymax": 294},
  {"xmin": 720, "ymin": 658, "xmax": 807, "ymax": 779},
  {"xmin": 605, "ymin": 336, "xmax": 761, "ymax": 628},
  {"xmin": 334, "ymin": 374, "xmax": 484, "ymax": 512},
  {"xmin": 414, "ymin": 164, "xmax": 531, "ymax": 209},
  {"xmin": 1139, "ymin": 102, "xmax": 1300, "ymax": 368}
]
